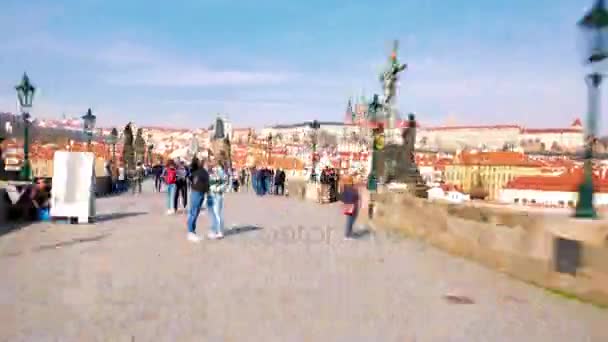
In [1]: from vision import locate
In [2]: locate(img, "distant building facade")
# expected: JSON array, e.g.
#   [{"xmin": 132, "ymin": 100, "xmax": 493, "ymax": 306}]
[
  {"xmin": 443, "ymin": 151, "xmax": 545, "ymax": 201},
  {"xmin": 416, "ymin": 119, "xmax": 584, "ymax": 151}
]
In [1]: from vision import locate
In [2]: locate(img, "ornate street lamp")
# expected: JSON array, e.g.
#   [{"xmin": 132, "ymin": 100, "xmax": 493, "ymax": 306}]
[
  {"xmin": 308, "ymin": 120, "xmax": 321, "ymax": 182},
  {"xmin": 15, "ymin": 73, "xmax": 35, "ymax": 181},
  {"xmin": 82, "ymin": 108, "xmax": 96, "ymax": 151},
  {"xmin": 575, "ymin": 0, "xmax": 608, "ymax": 218},
  {"xmin": 105, "ymin": 128, "xmax": 119, "ymax": 163}
]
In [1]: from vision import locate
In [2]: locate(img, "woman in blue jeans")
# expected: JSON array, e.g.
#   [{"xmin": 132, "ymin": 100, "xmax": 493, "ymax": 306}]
[
  {"xmin": 207, "ymin": 161, "xmax": 228, "ymax": 239},
  {"xmin": 162, "ymin": 159, "xmax": 178, "ymax": 214}
]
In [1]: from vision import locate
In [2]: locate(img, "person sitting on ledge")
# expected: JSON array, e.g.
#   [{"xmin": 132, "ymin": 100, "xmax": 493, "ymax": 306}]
[{"xmin": 31, "ymin": 178, "xmax": 51, "ymax": 221}]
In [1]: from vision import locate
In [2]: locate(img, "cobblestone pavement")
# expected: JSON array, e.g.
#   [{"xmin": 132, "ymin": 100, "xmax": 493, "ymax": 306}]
[{"xmin": 1, "ymin": 185, "xmax": 607, "ymax": 341}]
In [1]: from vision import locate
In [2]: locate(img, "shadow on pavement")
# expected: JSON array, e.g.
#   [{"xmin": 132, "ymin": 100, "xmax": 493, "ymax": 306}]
[
  {"xmin": 225, "ymin": 225, "xmax": 263, "ymax": 237},
  {"xmin": 33, "ymin": 233, "xmax": 111, "ymax": 252},
  {"xmin": 95, "ymin": 212, "xmax": 148, "ymax": 222},
  {"xmin": 0, "ymin": 221, "xmax": 31, "ymax": 238},
  {"xmin": 352, "ymin": 229, "xmax": 372, "ymax": 239}
]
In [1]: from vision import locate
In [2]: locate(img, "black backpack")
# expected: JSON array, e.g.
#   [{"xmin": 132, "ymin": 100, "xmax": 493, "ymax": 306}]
[{"xmin": 191, "ymin": 168, "xmax": 210, "ymax": 192}]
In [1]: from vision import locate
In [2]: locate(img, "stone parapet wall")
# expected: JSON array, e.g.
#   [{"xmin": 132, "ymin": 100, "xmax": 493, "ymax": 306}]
[{"xmin": 372, "ymin": 193, "xmax": 608, "ymax": 306}]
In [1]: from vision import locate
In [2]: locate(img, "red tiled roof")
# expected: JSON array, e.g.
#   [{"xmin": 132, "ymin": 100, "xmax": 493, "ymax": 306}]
[
  {"xmin": 505, "ymin": 168, "xmax": 608, "ymax": 192},
  {"xmin": 454, "ymin": 151, "xmax": 543, "ymax": 167}
]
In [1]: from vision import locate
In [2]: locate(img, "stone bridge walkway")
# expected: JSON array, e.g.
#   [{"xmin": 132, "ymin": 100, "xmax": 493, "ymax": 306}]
[{"xmin": 1, "ymin": 186, "xmax": 607, "ymax": 341}]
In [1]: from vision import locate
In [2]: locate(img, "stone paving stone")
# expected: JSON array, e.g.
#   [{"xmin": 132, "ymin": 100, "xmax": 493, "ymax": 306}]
[{"xmin": 0, "ymin": 186, "xmax": 607, "ymax": 341}]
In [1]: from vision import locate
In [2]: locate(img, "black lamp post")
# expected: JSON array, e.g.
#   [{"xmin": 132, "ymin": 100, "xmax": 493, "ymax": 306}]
[
  {"xmin": 367, "ymin": 94, "xmax": 384, "ymax": 219},
  {"xmin": 309, "ymin": 120, "xmax": 320, "ymax": 181},
  {"xmin": 106, "ymin": 128, "xmax": 118, "ymax": 163},
  {"xmin": 82, "ymin": 108, "xmax": 96, "ymax": 151},
  {"xmin": 15, "ymin": 73, "xmax": 35, "ymax": 181},
  {"xmin": 367, "ymin": 94, "xmax": 383, "ymax": 192},
  {"xmin": 575, "ymin": 0, "xmax": 608, "ymax": 218}
]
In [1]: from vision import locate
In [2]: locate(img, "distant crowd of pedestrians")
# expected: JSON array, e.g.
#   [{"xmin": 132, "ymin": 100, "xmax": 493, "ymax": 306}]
[
  {"xmin": 251, "ymin": 167, "xmax": 287, "ymax": 196},
  {"xmin": 103, "ymin": 156, "xmax": 360, "ymax": 242}
]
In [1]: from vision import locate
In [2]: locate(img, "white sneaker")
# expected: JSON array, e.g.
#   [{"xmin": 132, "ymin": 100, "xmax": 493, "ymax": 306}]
[
  {"xmin": 187, "ymin": 233, "xmax": 202, "ymax": 242},
  {"xmin": 207, "ymin": 232, "xmax": 218, "ymax": 240},
  {"xmin": 216, "ymin": 232, "xmax": 224, "ymax": 239},
  {"xmin": 167, "ymin": 209, "xmax": 175, "ymax": 215}
]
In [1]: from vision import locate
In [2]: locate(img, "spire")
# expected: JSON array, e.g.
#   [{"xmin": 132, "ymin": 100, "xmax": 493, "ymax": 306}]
[{"xmin": 345, "ymin": 97, "xmax": 354, "ymax": 124}]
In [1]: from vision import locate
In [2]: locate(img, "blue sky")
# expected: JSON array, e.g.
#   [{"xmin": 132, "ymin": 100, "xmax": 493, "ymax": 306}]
[{"xmin": 0, "ymin": 0, "xmax": 594, "ymax": 129}]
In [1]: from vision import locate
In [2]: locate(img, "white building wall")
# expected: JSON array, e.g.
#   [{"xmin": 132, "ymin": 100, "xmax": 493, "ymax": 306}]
[
  {"xmin": 519, "ymin": 132, "xmax": 583, "ymax": 149},
  {"xmin": 418, "ymin": 127, "xmax": 520, "ymax": 150}
]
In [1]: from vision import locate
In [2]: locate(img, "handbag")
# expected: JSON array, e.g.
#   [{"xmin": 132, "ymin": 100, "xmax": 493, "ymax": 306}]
[{"xmin": 343, "ymin": 203, "xmax": 355, "ymax": 216}]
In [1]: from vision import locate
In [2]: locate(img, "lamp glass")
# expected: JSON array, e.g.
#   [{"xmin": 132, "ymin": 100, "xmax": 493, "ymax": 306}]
[
  {"xmin": 82, "ymin": 109, "xmax": 96, "ymax": 133},
  {"xmin": 15, "ymin": 73, "xmax": 35, "ymax": 108},
  {"xmin": 579, "ymin": 0, "xmax": 608, "ymax": 66}
]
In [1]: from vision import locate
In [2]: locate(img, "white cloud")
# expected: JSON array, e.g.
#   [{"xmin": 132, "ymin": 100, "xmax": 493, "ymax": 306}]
[
  {"xmin": 161, "ymin": 98, "xmax": 297, "ymax": 108},
  {"xmin": 1, "ymin": 34, "xmax": 297, "ymax": 87},
  {"xmin": 102, "ymin": 67, "xmax": 293, "ymax": 87}
]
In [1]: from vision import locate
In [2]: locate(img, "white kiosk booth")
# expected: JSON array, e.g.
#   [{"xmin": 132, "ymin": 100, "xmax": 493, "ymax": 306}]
[{"xmin": 50, "ymin": 151, "xmax": 96, "ymax": 224}]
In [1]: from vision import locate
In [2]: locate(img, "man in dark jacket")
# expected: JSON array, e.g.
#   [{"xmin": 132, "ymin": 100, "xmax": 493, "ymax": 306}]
[
  {"xmin": 152, "ymin": 163, "xmax": 163, "ymax": 192},
  {"xmin": 274, "ymin": 168, "xmax": 286, "ymax": 196},
  {"xmin": 186, "ymin": 159, "xmax": 209, "ymax": 243}
]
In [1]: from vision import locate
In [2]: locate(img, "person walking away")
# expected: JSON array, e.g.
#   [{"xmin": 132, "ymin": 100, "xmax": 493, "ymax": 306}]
[
  {"xmin": 274, "ymin": 168, "xmax": 286, "ymax": 196},
  {"xmin": 239, "ymin": 169, "xmax": 246, "ymax": 192},
  {"xmin": 186, "ymin": 159, "xmax": 209, "ymax": 242},
  {"xmin": 252, "ymin": 167, "xmax": 260, "ymax": 195},
  {"xmin": 174, "ymin": 161, "xmax": 189, "ymax": 212},
  {"xmin": 207, "ymin": 160, "xmax": 228, "ymax": 239},
  {"xmin": 269, "ymin": 168, "xmax": 275, "ymax": 194},
  {"xmin": 261, "ymin": 167, "xmax": 269, "ymax": 195},
  {"xmin": 104, "ymin": 161, "xmax": 113, "ymax": 195},
  {"xmin": 232, "ymin": 171, "xmax": 240, "ymax": 192},
  {"xmin": 341, "ymin": 176, "xmax": 359, "ymax": 239},
  {"xmin": 117, "ymin": 164, "xmax": 127, "ymax": 192},
  {"xmin": 152, "ymin": 163, "xmax": 163, "ymax": 192},
  {"xmin": 132, "ymin": 161, "xmax": 144, "ymax": 194},
  {"xmin": 163, "ymin": 160, "xmax": 178, "ymax": 214}
]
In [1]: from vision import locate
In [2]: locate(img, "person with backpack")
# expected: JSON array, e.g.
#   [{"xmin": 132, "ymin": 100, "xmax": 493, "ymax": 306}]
[
  {"xmin": 174, "ymin": 160, "xmax": 189, "ymax": 212},
  {"xmin": 162, "ymin": 159, "xmax": 178, "ymax": 214},
  {"xmin": 186, "ymin": 158, "xmax": 209, "ymax": 242}
]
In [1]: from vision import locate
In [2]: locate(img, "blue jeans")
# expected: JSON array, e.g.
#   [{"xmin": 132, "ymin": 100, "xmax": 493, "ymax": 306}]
[
  {"xmin": 208, "ymin": 194, "xmax": 224, "ymax": 234},
  {"xmin": 252, "ymin": 176, "xmax": 259, "ymax": 195},
  {"xmin": 166, "ymin": 184, "xmax": 176, "ymax": 210},
  {"xmin": 187, "ymin": 191, "xmax": 206, "ymax": 233},
  {"xmin": 345, "ymin": 213, "xmax": 357, "ymax": 237}
]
